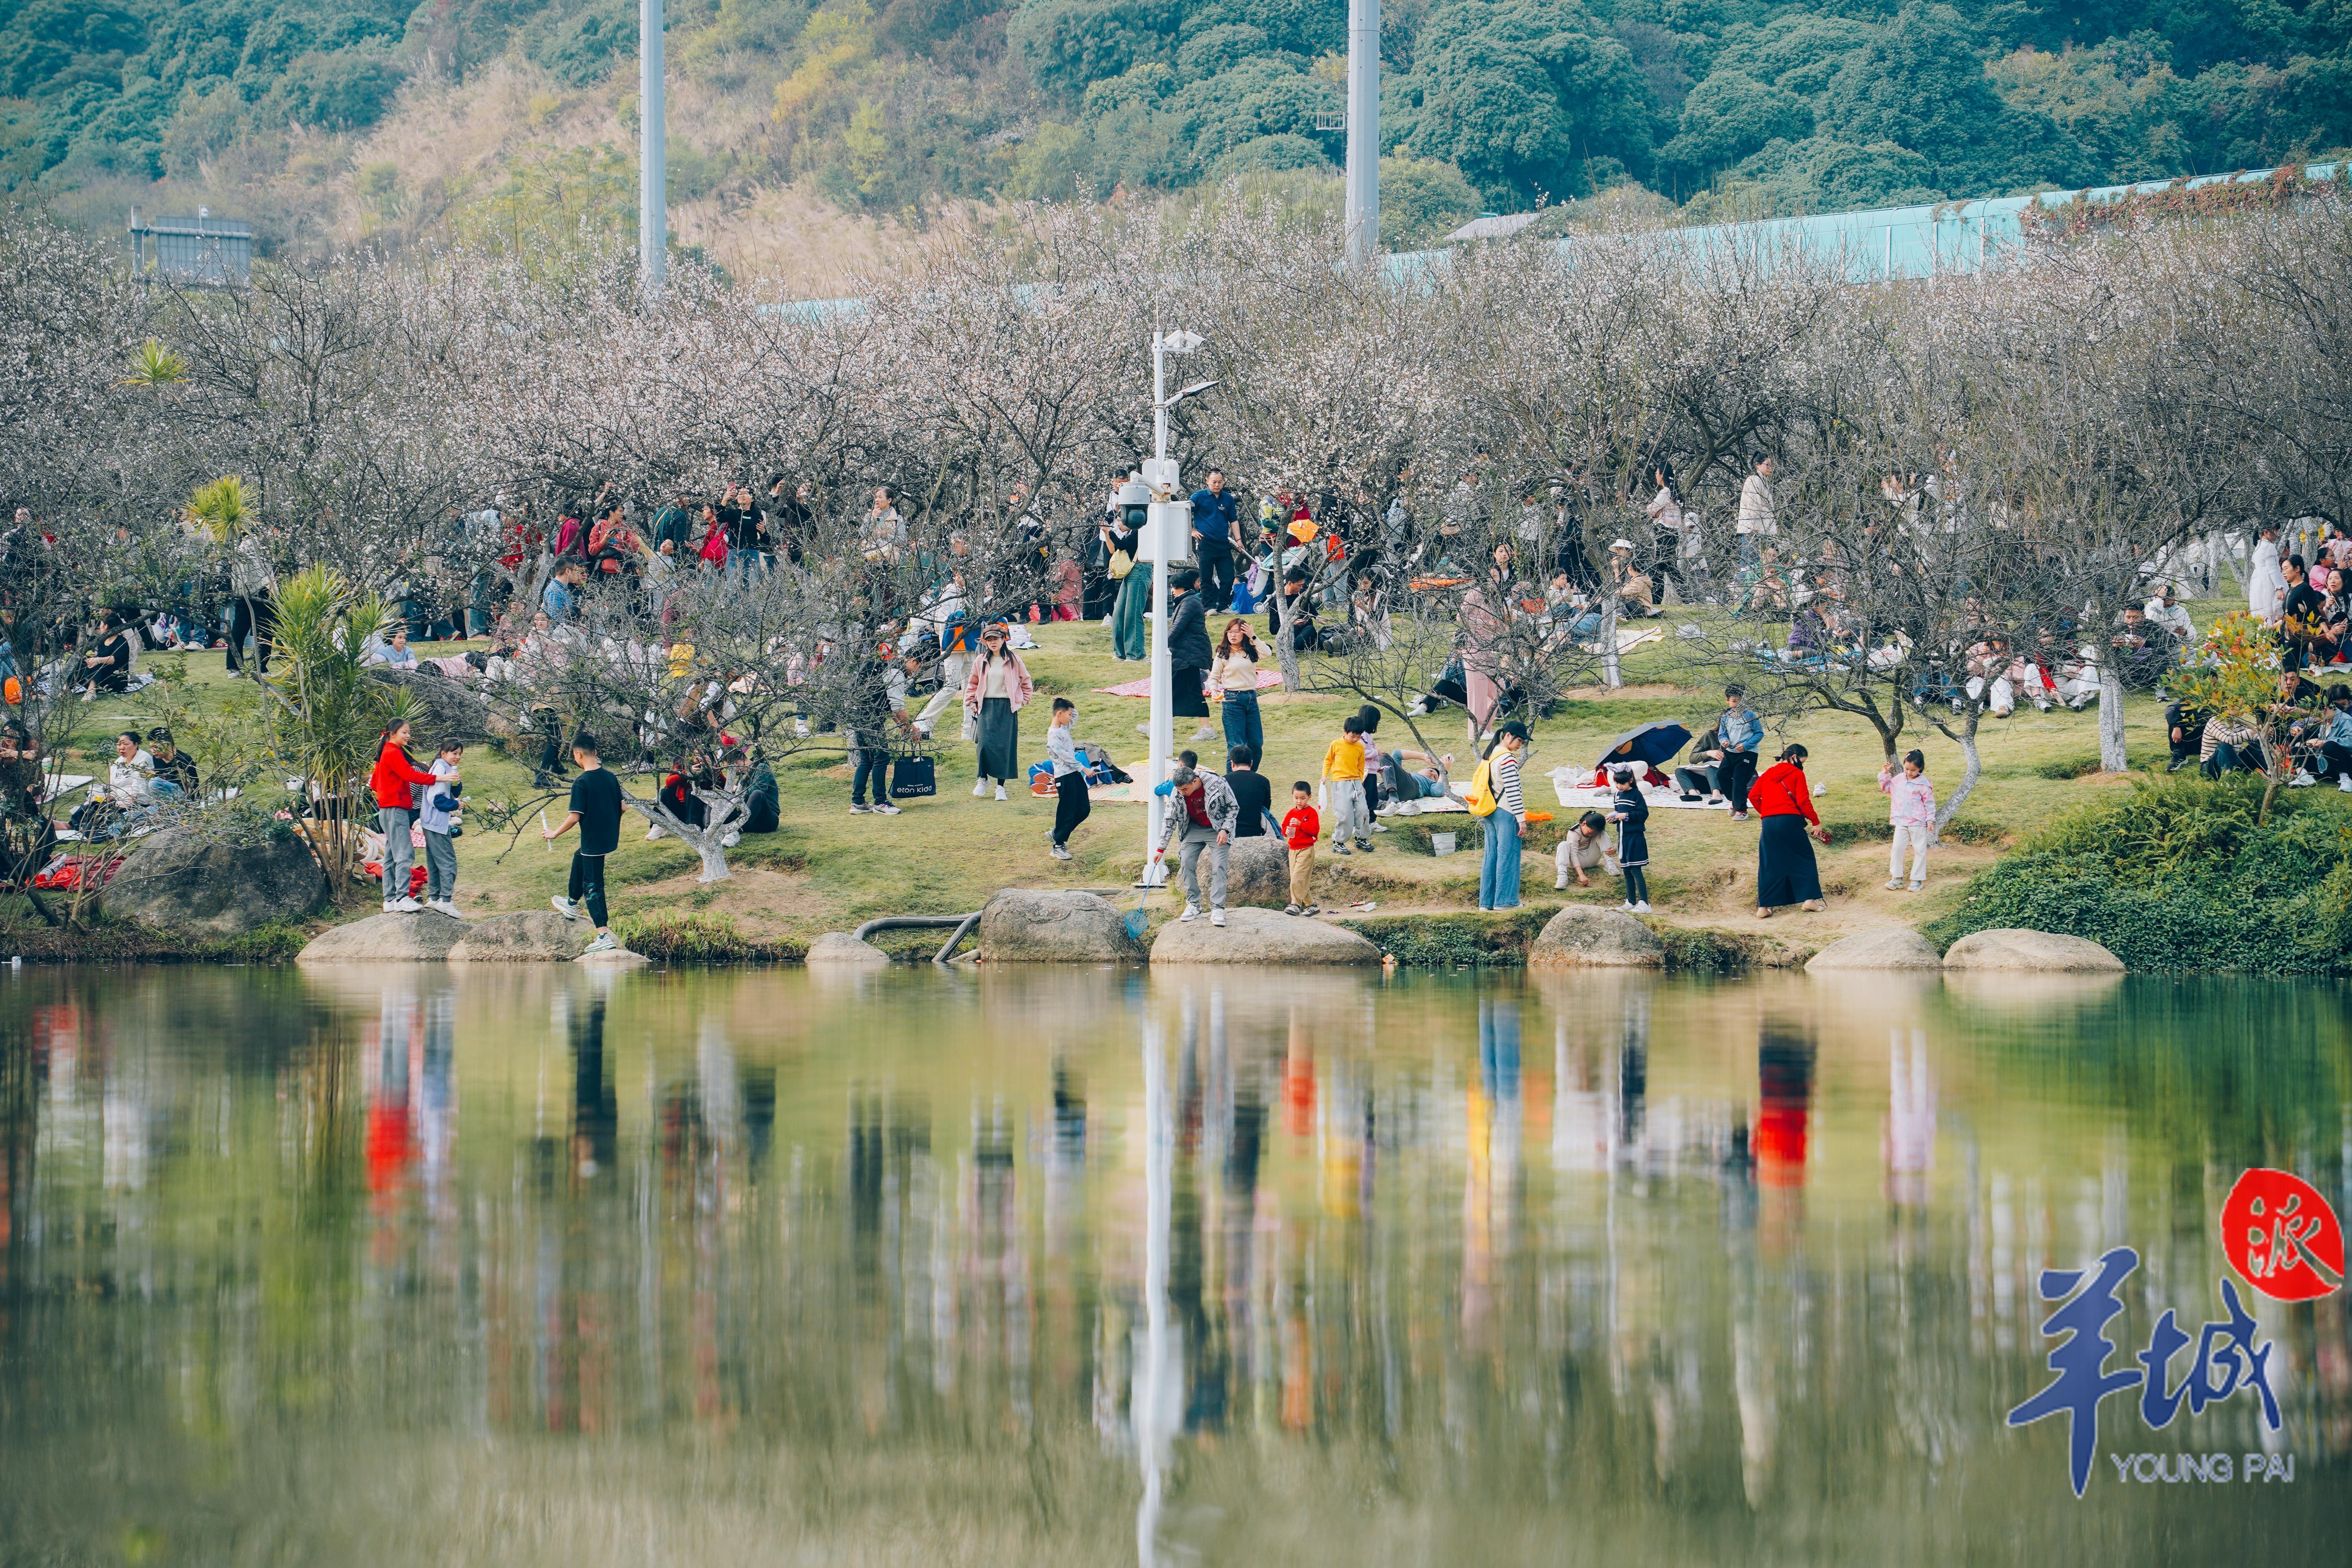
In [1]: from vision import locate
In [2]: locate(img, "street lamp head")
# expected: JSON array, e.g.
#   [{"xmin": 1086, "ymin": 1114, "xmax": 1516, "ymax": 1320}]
[{"xmin": 1162, "ymin": 330, "xmax": 1206, "ymax": 355}]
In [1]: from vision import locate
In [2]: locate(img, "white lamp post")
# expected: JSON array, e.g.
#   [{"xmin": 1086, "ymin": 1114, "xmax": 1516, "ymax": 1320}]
[
  {"xmin": 1138, "ymin": 329, "xmax": 1217, "ymax": 888},
  {"xmin": 639, "ymin": 0, "xmax": 666, "ymax": 295}
]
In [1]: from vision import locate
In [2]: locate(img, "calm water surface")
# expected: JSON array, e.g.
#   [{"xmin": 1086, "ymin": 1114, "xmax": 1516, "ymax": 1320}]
[{"xmin": 0, "ymin": 963, "xmax": 2346, "ymax": 1566}]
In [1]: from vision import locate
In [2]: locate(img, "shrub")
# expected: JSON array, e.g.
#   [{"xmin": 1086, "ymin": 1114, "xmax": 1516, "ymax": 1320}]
[{"xmin": 1926, "ymin": 777, "xmax": 2352, "ymax": 974}]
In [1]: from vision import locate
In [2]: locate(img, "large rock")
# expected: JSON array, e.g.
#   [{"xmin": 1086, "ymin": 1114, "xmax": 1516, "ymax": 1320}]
[
  {"xmin": 296, "ymin": 909, "xmax": 465, "ymax": 964},
  {"xmin": 977, "ymin": 890, "xmax": 1145, "ymax": 963},
  {"xmin": 1223, "ymin": 836, "xmax": 1295, "ymax": 909},
  {"xmin": 577, "ymin": 945, "xmax": 650, "ymax": 971},
  {"xmin": 101, "ymin": 826, "xmax": 325, "ymax": 937},
  {"xmin": 1943, "ymin": 928, "xmax": 2124, "ymax": 973},
  {"xmin": 366, "ymin": 667, "xmax": 492, "ymax": 744},
  {"xmin": 1806, "ymin": 926, "xmax": 1944, "ymax": 973},
  {"xmin": 447, "ymin": 910, "xmax": 582, "ymax": 962},
  {"xmin": 1150, "ymin": 907, "xmax": 1381, "ymax": 965},
  {"xmin": 806, "ymin": 931, "xmax": 891, "ymax": 966},
  {"xmin": 1526, "ymin": 906, "xmax": 1665, "ymax": 968}
]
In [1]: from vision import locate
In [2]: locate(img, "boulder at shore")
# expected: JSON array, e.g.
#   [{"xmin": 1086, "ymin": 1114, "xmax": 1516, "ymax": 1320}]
[
  {"xmin": 978, "ymin": 890, "xmax": 1144, "ymax": 963},
  {"xmin": 1526, "ymin": 906, "xmax": 1665, "ymax": 968},
  {"xmin": 577, "ymin": 945, "xmax": 650, "ymax": 970},
  {"xmin": 1223, "ymin": 837, "xmax": 1295, "ymax": 909},
  {"xmin": 296, "ymin": 910, "xmax": 465, "ymax": 964},
  {"xmin": 1942, "ymin": 928, "xmax": 2124, "ymax": 973},
  {"xmin": 1150, "ymin": 907, "xmax": 1381, "ymax": 965},
  {"xmin": 1806, "ymin": 926, "xmax": 1944, "ymax": 973},
  {"xmin": 806, "ymin": 931, "xmax": 892, "ymax": 966},
  {"xmin": 447, "ymin": 910, "xmax": 583, "ymax": 962},
  {"xmin": 101, "ymin": 826, "xmax": 325, "ymax": 937}
]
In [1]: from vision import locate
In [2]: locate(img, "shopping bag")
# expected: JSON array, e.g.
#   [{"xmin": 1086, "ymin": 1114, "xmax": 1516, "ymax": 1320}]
[{"xmin": 889, "ymin": 751, "xmax": 937, "ymax": 799}]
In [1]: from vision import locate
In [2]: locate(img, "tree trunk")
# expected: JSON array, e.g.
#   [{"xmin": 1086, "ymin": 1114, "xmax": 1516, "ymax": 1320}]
[
  {"xmin": 1600, "ymin": 596, "xmax": 1621, "ymax": 689},
  {"xmin": 2097, "ymin": 661, "xmax": 2127, "ymax": 773},
  {"xmin": 1933, "ymin": 710, "xmax": 1982, "ymax": 833},
  {"xmin": 1276, "ymin": 606, "xmax": 1300, "ymax": 690},
  {"xmin": 625, "ymin": 791, "xmax": 746, "ymax": 884}
]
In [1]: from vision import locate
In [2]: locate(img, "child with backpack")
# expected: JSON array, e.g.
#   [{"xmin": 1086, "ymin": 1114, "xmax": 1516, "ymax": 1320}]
[{"xmin": 419, "ymin": 740, "xmax": 467, "ymax": 918}]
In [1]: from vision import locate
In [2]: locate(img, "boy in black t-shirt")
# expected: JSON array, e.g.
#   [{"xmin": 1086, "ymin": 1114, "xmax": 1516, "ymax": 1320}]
[
  {"xmin": 1223, "ymin": 745, "xmax": 1278, "ymax": 837},
  {"xmin": 543, "ymin": 730, "xmax": 625, "ymax": 952}
]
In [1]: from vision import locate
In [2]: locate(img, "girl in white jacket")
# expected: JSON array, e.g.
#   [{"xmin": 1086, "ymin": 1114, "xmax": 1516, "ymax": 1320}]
[{"xmin": 1879, "ymin": 749, "xmax": 1937, "ymax": 891}]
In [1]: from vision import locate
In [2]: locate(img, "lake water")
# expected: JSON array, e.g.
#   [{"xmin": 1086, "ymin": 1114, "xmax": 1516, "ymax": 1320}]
[{"xmin": 0, "ymin": 963, "xmax": 2345, "ymax": 1566}]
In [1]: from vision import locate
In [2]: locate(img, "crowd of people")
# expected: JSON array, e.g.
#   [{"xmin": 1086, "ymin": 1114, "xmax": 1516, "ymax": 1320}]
[{"xmin": 11, "ymin": 451, "xmax": 2350, "ymax": 918}]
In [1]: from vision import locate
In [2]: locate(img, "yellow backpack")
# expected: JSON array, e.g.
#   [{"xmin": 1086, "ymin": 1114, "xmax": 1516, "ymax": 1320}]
[{"xmin": 1464, "ymin": 758, "xmax": 1497, "ymax": 817}]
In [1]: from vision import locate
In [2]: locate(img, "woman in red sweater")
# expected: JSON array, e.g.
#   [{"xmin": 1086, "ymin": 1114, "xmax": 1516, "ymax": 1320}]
[
  {"xmin": 370, "ymin": 718, "xmax": 450, "ymax": 913},
  {"xmin": 1750, "ymin": 742, "xmax": 1828, "ymax": 918}
]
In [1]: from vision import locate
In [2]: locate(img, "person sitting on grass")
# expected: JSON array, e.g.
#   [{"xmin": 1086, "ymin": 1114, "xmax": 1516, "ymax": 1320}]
[{"xmin": 145, "ymin": 728, "xmax": 196, "ymax": 798}]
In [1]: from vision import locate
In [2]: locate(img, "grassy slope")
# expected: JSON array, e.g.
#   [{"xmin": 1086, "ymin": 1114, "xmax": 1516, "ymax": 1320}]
[{"xmin": 24, "ymin": 594, "xmax": 2287, "ymax": 961}]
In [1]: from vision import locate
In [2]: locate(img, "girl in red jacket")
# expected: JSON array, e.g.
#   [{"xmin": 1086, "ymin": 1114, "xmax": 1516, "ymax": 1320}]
[{"xmin": 370, "ymin": 719, "xmax": 452, "ymax": 913}]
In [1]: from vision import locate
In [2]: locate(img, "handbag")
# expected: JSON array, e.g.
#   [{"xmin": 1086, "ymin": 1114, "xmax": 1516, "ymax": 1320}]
[
  {"xmin": 1108, "ymin": 549, "xmax": 1136, "ymax": 580},
  {"xmin": 889, "ymin": 749, "xmax": 936, "ymax": 799},
  {"xmin": 699, "ymin": 529, "xmax": 728, "ymax": 566}
]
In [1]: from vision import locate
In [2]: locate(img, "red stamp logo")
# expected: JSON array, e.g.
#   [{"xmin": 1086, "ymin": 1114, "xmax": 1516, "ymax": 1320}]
[{"xmin": 2221, "ymin": 1169, "xmax": 2345, "ymax": 1303}]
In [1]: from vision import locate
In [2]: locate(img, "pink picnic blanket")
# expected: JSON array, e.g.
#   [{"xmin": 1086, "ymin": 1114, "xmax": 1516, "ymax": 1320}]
[{"xmin": 1094, "ymin": 670, "xmax": 1285, "ymax": 698}]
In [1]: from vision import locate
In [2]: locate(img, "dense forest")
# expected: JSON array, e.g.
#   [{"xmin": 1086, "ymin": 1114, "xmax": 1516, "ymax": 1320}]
[{"xmin": 5, "ymin": 0, "xmax": 2351, "ymax": 254}]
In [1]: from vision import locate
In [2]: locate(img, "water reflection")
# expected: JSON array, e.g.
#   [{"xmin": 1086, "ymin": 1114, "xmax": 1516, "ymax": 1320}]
[{"xmin": 0, "ymin": 965, "xmax": 2346, "ymax": 1565}]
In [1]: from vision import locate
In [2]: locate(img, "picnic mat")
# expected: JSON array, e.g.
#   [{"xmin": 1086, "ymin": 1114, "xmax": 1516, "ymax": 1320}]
[
  {"xmin": 1094, "ymin": 670, "xmax": 1286, "ymax": 698},
  {"xmin": 1549, "ymin": 767, "xmax": 1731, "ymax": 811}
]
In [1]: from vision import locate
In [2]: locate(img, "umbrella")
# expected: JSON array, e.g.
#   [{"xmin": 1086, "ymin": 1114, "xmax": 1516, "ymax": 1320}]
[{"xmin": 1595, "ymin": 721, "xmax": 1691, "ymax": 769}]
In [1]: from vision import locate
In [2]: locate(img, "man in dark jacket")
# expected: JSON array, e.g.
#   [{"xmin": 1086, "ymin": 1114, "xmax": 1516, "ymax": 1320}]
[
  {"xmin": 1167, "ymin": 567, "xmax": 1215, "ymax": 743},
  {"xmin": 1189, "ymin": 471, "xmax": 1241, "ymax": 611}
]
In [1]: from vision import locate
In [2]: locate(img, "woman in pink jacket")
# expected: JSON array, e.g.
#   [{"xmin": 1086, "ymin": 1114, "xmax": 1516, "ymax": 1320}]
[
  {"xmin": 1878, "ymin": 748, "xmax": 1938, "ymax": 891},
  {"xmin": 961, "ymin": 622, "xmax": 1034, "ymax": 800}
]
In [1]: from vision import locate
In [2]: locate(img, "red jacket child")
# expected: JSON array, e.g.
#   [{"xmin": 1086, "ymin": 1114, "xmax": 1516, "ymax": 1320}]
[
  {"xmin": 1281, "ymin": 803, "xmax": 1321, "ymax": 850},
  {"xmin": 370, "ymin": 735, "xmax": 439, "ymax": 811}
]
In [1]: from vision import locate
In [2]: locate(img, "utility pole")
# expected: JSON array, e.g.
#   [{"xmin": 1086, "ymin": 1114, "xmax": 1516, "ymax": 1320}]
[
  {"xmin": 1344, "ymin": 0, "xmax": 1379, "ymax": 265},
  {"xmin": 639, "ymin": 0, "xmax": 666, "ymax": 295}
]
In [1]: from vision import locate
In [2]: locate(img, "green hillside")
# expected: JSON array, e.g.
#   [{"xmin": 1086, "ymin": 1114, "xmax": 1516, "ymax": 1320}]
[{"xmin": 6, "ymin": 0, "xmax": 2352, "ymax": 254}]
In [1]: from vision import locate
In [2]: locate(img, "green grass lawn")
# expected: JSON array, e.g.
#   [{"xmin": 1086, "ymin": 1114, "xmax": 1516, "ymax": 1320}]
[{"xmin": 23, "ymin": 589, "xmax": 2337, "ymax": 955}]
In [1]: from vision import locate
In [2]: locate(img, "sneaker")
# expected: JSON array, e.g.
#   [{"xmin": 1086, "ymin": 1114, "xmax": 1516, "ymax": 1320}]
[
  {"xmin": 1332, "ymin": 843, "xmax": 1351, "ymax": 856},
  {"xmin": 1355, "ymin": 838, "xmax": 1374, "ymax": 851},
  {"xmin": 1885, "ymin": 878, "xmax": 1905, "ymax": 890},
  {"xmin": 850, "ymin": 803, "xmax": 873, "ymax": 814},
  {"xmin": 1135, "ymin": 723, "xmax": 1151, "ymax": 735},
  {"xmin": 2290, "ymin": 770, "xmax": 2316, "ymax": 787},
  {"xmin": 392, "ymin": 896, "xmax": 423, "ymax": 913},
  {"xmin": 1555, "ymin": 877, "xmax": 1569, "ymax": 889},
  {"xmin": 382, "ymin": 900, "xmax": 400, "ymax": 913},
  {"xmin": 1908, "ymin": 881, "xmax": 1925, "ymax": 891},
  {"xmin": 873, "ymin": 803, "xmax": 901, "ymax": 815},
  {"xmin": 1284, "ymin": 903, "xmax": 1303, "ymax": 915},
  {"xmin": 1178, "ymin": 904, "xmax": 1202, "ymax": 923},
  {"xmin": 1190, "ymin": 726, "xmax": 1216, "ymax": 743},
  {"xmin": 1634, "ymin": 900, "xmax": 1652, "ymax": 913},
  {"xmin": 1050, "ymin": 842, "xmax": 1073, "ymax": 860},
  {"xmin": 1619, "ymin": 900, "xmax": 1638, "ymax": 912},
  {"xmin": 1370, "ymin": 821, "xmax": 1390, "ymax": 833},
  {"xmin": 994, "ymin": 785, "xmax": 1007, "ymax": 801},
  {"xmin": 721, "ymin": 829, "xmax": 740, "ymax": 845},
  {"xmin": 1405, "ymin": 699, "xmax": 1428, "ymax": 716},
  {"xmin": 1210, "ymin": 909, "xmax": 1227, "ymax": 927},
  {"xmin": 2341, "ymin": 776, "xmax": 2352, "ymax": 792},
  {"xmin": 974, "ymin": 779, "xmax": 989, "ymax": 796},
  {"xmin": 583, "ymin": 932, "xmax": 619, "ymax": 953},
  {"xmin": 550, "ymin": 896, "xmax": 578, "ymax": 920},
  {"xmin": 1304, "ymin": 905, "xmax": 1321, "ymax": 916},
  {"xmin": 646, "ymin": 822, "xmax": 668, "ymax": 840}
]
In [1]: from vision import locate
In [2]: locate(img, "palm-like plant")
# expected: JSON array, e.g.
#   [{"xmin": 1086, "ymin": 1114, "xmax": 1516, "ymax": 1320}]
[
  {"xmin": 260, "ymin": 564, "xmax": 406, "ymax": 894},
  {"xmin": 185, "ymin": 475, "xmax": 250, "ymax": 541},
  {"xmin": 121, "ymin": 336, "xmax": 189, "ymax": 390}
]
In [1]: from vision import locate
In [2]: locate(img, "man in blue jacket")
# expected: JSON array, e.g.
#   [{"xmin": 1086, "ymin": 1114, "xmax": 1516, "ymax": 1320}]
[
  {"xmin": 1717, "ymin": 683, "xmax": 1765, "ymax": 819},
  {"xmin": 1189, "ymin": 470, "xmax": 1241, "ymax": 612}
]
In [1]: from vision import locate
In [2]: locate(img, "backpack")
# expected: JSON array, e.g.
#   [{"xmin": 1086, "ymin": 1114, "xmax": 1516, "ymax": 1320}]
[{"xmin": 1464, "ymin": 758, "xmax": 1498, "ymax": 817}]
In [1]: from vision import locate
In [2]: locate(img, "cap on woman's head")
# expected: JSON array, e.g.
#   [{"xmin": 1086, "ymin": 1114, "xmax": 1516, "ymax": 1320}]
[
  {"xmin": 1494, "ymin": 720, "xmax": 1530, "ymax": 742},
  {"xmin": 1609, "ymin": 537, "xmax": 1635, "ymax": 551}
]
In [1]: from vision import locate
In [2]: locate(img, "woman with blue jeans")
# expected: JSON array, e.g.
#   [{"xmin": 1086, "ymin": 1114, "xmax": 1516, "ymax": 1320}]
[
  {"xmin": 1478, "ymin": 722, "xmax": 1530, "ymax": 910},
  {"xmin": 1210, "ymin": 617, "xmax": 1266, "ymax": 760}
]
